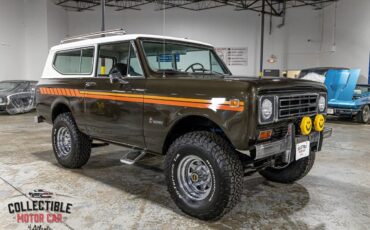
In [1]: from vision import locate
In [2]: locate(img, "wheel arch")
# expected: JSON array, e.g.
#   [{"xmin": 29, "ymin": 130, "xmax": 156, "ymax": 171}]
[
  {"xmin": 51, "ymin": 98, "xmax": 72, "ymax": 122},
  {"xmin": 162, "ymin": 115, "xmax": 234, "ymax": 154}
]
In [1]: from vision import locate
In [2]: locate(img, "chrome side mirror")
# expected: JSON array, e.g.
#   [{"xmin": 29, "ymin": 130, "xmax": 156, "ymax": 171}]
[{"xmin": 109, "ymin": 72, "xmax": 122, "ymax": 84}]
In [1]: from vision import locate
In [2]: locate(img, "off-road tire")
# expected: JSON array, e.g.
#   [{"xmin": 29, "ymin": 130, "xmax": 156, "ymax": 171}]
[
  {"xmin": 259, "ymin": 151, "xmax": 316, "ymax": 183},
  {"xmin": 164, "ymin": 131, "xmax": 243, "ymax": 221},
  {"xmin": 52, "ymin": 112, "xmax": 91, "ymax": 168},
  {"xmin": 356, "ymin": 105, "xmax": 370, "ymax": 124}
]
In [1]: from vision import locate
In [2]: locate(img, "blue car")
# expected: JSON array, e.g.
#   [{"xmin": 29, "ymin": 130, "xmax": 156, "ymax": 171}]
[{"xmin": 300, "ymin": 68, "xmax": 370, "ymax": 123}]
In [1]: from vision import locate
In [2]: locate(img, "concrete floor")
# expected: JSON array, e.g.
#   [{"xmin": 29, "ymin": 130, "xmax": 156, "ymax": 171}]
[{"xmin": 0, "ymin": 111, "xmax": 369, "ymax": 230}]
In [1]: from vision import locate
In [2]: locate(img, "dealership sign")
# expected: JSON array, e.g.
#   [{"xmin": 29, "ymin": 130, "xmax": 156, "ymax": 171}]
[{"xmin": 6, "ymin": 189, "xmax": 74, "ymax": 229}]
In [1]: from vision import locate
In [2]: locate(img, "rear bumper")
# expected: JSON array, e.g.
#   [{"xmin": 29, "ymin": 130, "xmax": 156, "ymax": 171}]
[{"xmin": 246, "ymin": 124, "xmax": 332, "ymax": 161}]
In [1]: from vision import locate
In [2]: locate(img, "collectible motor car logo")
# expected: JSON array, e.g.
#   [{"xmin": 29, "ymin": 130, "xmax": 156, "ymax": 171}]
[{"xmin": 6, "ymin": 188, "xmax": 74, "ymax": 229}]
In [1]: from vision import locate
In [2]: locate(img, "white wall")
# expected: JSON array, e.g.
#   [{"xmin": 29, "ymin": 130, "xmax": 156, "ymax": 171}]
[
  {"xmin": 0, "ymin": 0, "xmax": 25, "ymax": 80},
  {"xmin": 23, "ymin": 0, "xmax": 48, "ymax": 80},
  {"xmin": 67, "ymin": 5, "xmax": 323, "ymax": 76},
  {"xmin": 0, "ymin": 0, "xmax": 368, "ymax": 81},
  {"xmin": 0, "ymin": 0, "xmax": 68, "ymax": 81},
  {"xmin": 320, "ymin": 0, "xmax": 370, "ymax": 83}
]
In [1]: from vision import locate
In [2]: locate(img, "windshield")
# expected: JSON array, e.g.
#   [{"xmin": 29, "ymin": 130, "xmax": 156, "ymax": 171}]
[
  {"xmin": 142, "ymin": 41, "xmax": 229, "ymax": 75},
  {"xmin": 0, "ymin": 82, "xmax": 19, "ymax": 91}
]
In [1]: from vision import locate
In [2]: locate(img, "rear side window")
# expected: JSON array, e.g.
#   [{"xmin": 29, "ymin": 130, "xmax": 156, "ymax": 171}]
[{"xmin": 53, "ymin": 48, "xmax": 94, "ymax": 75}]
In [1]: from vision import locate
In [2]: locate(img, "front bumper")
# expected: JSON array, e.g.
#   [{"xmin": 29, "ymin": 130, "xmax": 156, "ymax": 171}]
[
  {"xmin": 327, "ymin": 107, "xmax": 360, "ymax": 116},
  {"xmin": 253, "ymin": 124, "xmax": 332, "ymax": 162}
]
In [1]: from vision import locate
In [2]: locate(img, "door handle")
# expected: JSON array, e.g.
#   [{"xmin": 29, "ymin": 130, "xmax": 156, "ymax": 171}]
[{"xmin": 85, "ymin": 82, "xmax": 96, "ymax": 88}]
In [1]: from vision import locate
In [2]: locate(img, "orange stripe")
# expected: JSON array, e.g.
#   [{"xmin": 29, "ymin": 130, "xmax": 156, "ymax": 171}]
[
  {"xmin": 67, "ymin": 89, "xmax": 73, "ymax": 96},
  {"xmin": 84, "ymin": 93, "xmax": 143, "ymax": 103},
  {"xmin": 39, "ymin": 87, "xmax": 243, "ymax": 112}
]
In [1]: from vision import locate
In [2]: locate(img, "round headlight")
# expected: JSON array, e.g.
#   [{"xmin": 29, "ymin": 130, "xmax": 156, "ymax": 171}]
[
  {"xmin": 261, "ymin": 98, "xmax": 273, "ymax": 120},
  {"xmin": 318, "ymin": 95, "xmax": 326, "ymax": 112}
]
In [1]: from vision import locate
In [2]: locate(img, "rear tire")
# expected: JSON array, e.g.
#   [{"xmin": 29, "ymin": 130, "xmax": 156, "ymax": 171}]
[
  {"xmin": 52, "ymin": 112, "xmax": 91, "ymax": 168},
  {"xmin": 356, "ymin": 105, "xmax": 370, "ymax": 123},
  {"xmin": 259, "ymin": 151, "xmax": 316, "ymax": 184},
  {"xmin": 164, "ymin": 131, "xmax": 243, "ymax": 220}
]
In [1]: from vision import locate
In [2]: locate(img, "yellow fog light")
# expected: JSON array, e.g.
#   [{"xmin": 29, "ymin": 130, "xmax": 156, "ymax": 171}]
[
  {"xmin": 314, "ymin": 114, "xmax": 325, "ymax": 132},
  {"xmin": 300, "ymin": 116, "xmax": 312, "ymax": 136}
]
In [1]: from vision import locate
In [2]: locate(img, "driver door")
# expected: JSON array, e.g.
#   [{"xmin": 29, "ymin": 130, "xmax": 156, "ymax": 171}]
[{"xmin": 84, "ymin": 41, "xmax": 146, "ymax": 149}]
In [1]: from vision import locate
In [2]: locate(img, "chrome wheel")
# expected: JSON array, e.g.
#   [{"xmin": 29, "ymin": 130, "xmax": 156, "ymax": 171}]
[
  {"xmin": 56, "ymin": 127, "xmax": 72, "ymax": 157},
  {"xmin": 177, "ymin": 155, "xmax": 213, "ymax": 200}
]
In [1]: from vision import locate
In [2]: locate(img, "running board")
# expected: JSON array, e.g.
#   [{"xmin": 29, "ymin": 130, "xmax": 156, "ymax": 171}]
[
  {"xmin": 120, "ymin": 149, "xmax": 147, "ymax": 165},
  {"xmin": 91, "ymin": 142, "xmax": 109, "ymax": 148}
]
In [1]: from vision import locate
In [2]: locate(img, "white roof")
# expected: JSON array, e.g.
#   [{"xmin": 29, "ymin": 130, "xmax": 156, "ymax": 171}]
[{"xmin": 51, "ymin": 34, "xmax": 213, "ymax": 51}]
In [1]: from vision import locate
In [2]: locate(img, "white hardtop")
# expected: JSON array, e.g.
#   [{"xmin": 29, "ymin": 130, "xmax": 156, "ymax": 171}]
[{"xmin": 51, "ymin": 34, "xmax": 213, "ymax": 51}]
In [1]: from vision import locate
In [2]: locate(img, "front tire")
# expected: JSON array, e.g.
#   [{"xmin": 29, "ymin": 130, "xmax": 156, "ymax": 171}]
[
  {"xmin": 356, "ymin": 105, "xmax": 370, "ymax": 123},
  {"xmin": 259, "ymin": 151, "xmax": 316, "ymax": 183},
  {"xmin": 52, "ymin": 112, "xmax": 91, "ymax": 168},
  {"xmin": 164, "ymin": 131, "xmax": 243, "ymax": 220}
]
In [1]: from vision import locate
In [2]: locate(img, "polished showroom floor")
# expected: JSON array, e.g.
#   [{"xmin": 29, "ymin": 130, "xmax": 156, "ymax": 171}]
[{"xmin": 0, "ymin": 111, "xmax": 369, "ymax": 229}]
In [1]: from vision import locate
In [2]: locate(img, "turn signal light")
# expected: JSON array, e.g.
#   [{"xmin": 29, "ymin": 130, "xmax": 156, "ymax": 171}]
[
  {"xmin": 258, "ymin": 130, "xmax": 272, "ymax": 140},
  {"xmin": 230, "ymin": 99, "xmax": 240, "ymax": 108},
  {"xmin": 314, "ymin": 114, "xmax": 325, "ymax": 132},
  {"xmin": 300, "ymin": 116, "xmax": 312, "ymax": 136}
]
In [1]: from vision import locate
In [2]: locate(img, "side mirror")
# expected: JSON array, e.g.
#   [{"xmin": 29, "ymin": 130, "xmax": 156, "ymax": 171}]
[{"xmin": 109, "ymin": 72, "xmax": 122, "ymax": 84}]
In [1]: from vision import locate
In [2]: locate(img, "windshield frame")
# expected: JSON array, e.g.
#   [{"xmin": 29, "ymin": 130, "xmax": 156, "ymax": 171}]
[{"xmin": 139, "ymin": 38, "xmax": 231, "ymax": 76}]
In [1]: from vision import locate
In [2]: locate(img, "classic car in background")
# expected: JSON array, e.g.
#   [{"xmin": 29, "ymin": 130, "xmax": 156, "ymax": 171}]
[
  {"xmin": 0, "ymin": 80, "xmax": 37, "ymax": 115},
  {"xmin": 299, "ymin": 68, "xmax": 370, "ymax": 123},
  {"xmin": 298, "ymin": 67, "xmax": 350, "ymax": 83}
]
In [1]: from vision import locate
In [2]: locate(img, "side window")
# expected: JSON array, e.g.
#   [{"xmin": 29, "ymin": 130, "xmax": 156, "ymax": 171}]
[
  {"xmin": 97, "ymin": 42, "xmax": 129, "ymax": 77},
  {"xmin": 53, "ymin": 48, "xmax": 94, "ymax": 75},
  {"xmin": 128, "ymin": 43, "xmax": 143, "ymax": 76},
  {"xmin": 80, "ymin": 49, "xmax": 94, "ymax": 74},
  {"xmin": 54, "ymin": 50, "xmax": 80, "ymax": 74}
]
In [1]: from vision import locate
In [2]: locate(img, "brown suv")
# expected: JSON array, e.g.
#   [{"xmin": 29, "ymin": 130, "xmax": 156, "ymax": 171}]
[{"xmin": 35, "ymin": 30, "xmax": 332, "ymax": 220}]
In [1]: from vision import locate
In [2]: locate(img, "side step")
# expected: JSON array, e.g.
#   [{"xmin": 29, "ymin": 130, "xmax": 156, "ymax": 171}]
[{"xmin": 120, "ymin": 149, "xmax": 147, "ymax": 165}]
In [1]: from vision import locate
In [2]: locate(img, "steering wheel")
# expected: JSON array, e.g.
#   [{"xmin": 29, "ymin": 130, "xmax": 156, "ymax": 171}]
[{"xmin": 185, "ymin": 63, "xmax": 206, "ymax": 73}]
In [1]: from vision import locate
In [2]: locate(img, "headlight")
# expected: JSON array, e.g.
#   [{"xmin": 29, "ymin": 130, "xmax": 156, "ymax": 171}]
[
  {"xmin": 262, "ymin": 99, "xmax": 273, "ymax": 120},
  {"xmin": 318, "ymin": 95, "xmax": 326, "ymax": 112},
  {"xmin": 259, "ymin": 96, "xmax": 275, "ymax": 124}
]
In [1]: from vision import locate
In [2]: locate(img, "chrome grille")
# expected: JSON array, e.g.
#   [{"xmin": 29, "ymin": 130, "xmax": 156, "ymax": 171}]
[{"xmin": 278, "ymin": 94, "xmax": 318, "ymax": 119}]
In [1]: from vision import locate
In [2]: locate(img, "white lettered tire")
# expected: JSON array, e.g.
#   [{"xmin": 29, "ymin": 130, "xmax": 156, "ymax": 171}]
[{"xmin": 164, "ymin": 131, "xmax": 243, "ymax": 220}]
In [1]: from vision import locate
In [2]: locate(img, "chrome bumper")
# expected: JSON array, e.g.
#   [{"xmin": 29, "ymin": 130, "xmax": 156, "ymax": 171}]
[{"xmin": 254, "ymin": 125, "xmax": 332, "ymax": 161}]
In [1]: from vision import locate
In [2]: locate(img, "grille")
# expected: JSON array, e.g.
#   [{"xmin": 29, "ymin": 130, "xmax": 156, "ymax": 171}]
[
  {"xmin": 278, "ymin": 94, "xmax": 318, "ymax": 119},
  {"xmin": 272, "ymin": 126, "xmax": 288, "ymax": 139}
]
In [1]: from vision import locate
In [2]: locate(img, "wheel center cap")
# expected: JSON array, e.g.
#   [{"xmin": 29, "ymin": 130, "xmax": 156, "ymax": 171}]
[{"xmin": 191, "ymin": 173, "xmax": 199, "ymax": 182}]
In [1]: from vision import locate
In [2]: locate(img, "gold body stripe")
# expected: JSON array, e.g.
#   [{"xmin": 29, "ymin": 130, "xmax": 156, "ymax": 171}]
[{"xmin": 39, "ymin": 87, "xmax": 244, "ymax": 112}]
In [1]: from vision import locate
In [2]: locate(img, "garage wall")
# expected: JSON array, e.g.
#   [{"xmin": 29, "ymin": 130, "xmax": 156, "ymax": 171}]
[
  {"xmin": 0, "ymin": 0, "xmax": 26, "ymax": 80},
  {"xmin": 67, "ymin": 5, "xmax": 322, "ymax": 76},
  {"xmin": 0, "ymin": 0, "xmax": 68, "ymax": 82},
  {"xmin": 320, "ymin": 0, "xmax": 370, "ymax": 83}
]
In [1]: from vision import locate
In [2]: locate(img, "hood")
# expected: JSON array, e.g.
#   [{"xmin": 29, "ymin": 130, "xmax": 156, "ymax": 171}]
[
  {"xmin": 324, "ymin": 69, "xmax": 361, "ymax": 101},
  {"xmin": 160, "ymin": 73, "xmax": 327, "ymax": 94},
  {"xmin": 225, "ymin": 76, "xmax": 327, "ymax": 94}
]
